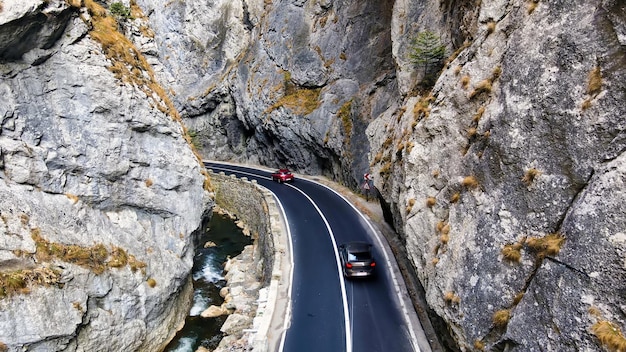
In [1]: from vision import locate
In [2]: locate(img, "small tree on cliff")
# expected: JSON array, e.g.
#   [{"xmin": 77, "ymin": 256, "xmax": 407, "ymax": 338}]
[{"xmin": 409, "ymin": 31, "xmax": 446, "ymax": 88}]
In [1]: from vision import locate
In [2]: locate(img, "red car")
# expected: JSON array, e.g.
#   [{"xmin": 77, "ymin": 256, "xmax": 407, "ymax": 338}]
[{"xmin": 271, "ymin": 169, "xmax": 295, "ymax": 183}]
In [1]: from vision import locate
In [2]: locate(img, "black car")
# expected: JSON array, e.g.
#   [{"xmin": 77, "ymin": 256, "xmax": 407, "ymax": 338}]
[{"xmin": 339, "ymin": 242, "xmax": 376, "ymax": 278}]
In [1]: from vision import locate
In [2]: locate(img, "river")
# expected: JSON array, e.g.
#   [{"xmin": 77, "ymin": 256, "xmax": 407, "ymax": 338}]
[{"xmin": 164, "ymin": 212, "xmax": 252, "ymax": 351}]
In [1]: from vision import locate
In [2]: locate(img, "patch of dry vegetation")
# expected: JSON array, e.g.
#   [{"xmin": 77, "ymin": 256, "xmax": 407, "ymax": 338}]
[
  {"xmin": 581, "ymin": 66, "xmax": 602, "ymax": 110},
  {"xmin": 469, "ymin": 66, "xmax": 502, "ymax": 99},
  {"xmin": 586, "ymin": 67, "xmax": 602, "ymax": 96},
  {"xmin": 266, "ymin": 88, "xmax": 321, "ymax": 116},
  {"xmin": 502, "ymin": 241, "xmax": 523, "ymax": 263},
  {"xmin": 527, "ymin": 0, "xmax": 539, "ymax": 14},
  {"xmin": 406, "ymin": 198, "xmax": 416, "ymax": 214},
  {"xmin": 493, "ymin": 309, "xmax": 511, "ymax": 328},
  {"xmin": 592, "ymin": 320, "xmax": 626, "ymax": 352},
  {"xmin": 462, "ymin": 176, "xmax": 479, "ymax": 189},
  {"xmin": 30, "ymin": 228, "xmax": 146, "ymax": 275},
  {"xmin": 522, "ymin": 168, "xmax": 541, "ymax": 186},
  {"xmin": 486, "ymin": 21, "xmax": 496, "ymax": 35},
  {"xmin": 526, "ymin": 233, "xmax": 565, "ymax": 258},
  {"xmin": 338, "ymin": 100, "xmax": 353, "ymax": 138},
  {"xmin": 413, "ymin": 95, "xmax": 434, "ymax": 121},
  {"xmin": 449, "ymin": 192, "xmax": 460, "ymax": 203},
  {"xmin": 0, "ymin": 267, "xmax": 60, "ymax": 298},
  {"xmin": 444, "ymin": 291, "xmax": 461, "ymax": 305}
]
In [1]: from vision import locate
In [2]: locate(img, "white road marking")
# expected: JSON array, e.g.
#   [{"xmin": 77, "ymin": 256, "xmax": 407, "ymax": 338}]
[
  {"xmin": 208, "ymin": 164, "xmax": 352, "ymax": 352},
  {"xmin": 307, "ymin": 180, "xmax": 421, "ymax": 352}
]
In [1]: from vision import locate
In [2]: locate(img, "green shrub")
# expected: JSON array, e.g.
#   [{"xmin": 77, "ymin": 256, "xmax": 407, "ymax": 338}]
[{"xmin": 110, "ymin": 2, "xmax": 131, "ymax": 19}]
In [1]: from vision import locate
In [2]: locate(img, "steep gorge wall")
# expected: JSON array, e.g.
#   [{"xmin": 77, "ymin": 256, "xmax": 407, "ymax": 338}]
[
  {"xmin": 0, "ymin": 0, "xmax": 212, "ymax": 350},
  {"xmin": 166, "ymin": 0, "xmax": 625, "ymax": 350},
  {"xmin": 372, "ymin": 0, "xmax": 626, "ymax": 351}
]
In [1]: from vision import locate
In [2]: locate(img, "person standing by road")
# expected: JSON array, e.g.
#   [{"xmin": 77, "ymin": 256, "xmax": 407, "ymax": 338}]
[{"xmin": 362, "ymin": 173, "xmax": 373, "ymax": 201}]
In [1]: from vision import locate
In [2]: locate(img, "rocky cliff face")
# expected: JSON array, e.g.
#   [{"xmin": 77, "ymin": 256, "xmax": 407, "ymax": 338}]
[
  {"xmin": 0, "ymin": 0, "xmax": 211, "ymax": 350},
  {"xmin": 164, "ymin": 0, "xmax": 624, "ymax": 351},
  {"xmin": 382, "ymin": 1, "xmax": 626, "ymax": 351},
  {"xmin": 1, "ymin": 0, "xmax": 624, "ymax": 351}
]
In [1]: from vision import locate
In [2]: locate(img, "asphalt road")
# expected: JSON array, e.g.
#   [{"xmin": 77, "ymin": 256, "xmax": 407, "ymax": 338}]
[{"xmin": 205, "ymin": 162, "xmax": 420, "ymax": 352}]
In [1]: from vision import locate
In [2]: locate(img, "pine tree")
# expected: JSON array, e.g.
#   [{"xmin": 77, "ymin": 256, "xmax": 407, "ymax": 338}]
[{"xmin": 409, "ymin": 31, "xmax": 446, "ymax": 86}]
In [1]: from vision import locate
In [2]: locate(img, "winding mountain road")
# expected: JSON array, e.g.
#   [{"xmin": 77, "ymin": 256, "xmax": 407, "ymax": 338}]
[{"xmin": 205, "ymin": 162, "xmax": 428, "ymax": 352}]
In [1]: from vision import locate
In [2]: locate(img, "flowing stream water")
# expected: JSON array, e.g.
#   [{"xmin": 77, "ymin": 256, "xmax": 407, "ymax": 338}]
[{"xmin": 164, "ymin": 212, "xmax": 252, "ymax": 351}]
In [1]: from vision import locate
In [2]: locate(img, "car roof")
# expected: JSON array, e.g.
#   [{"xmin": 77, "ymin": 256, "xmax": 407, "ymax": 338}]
[
  {"xmin": 275, "ymin": 168, "xmax": 291, "ymax": 172},
  {"xmin": 344, "ymin": 242, "xmax": 372, "ymax": 252}
]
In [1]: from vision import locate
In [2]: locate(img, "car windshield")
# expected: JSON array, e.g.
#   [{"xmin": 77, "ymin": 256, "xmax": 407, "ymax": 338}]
[{"xmin": 348, "ymin": 251, "xmax": 371, "ymax": 261}]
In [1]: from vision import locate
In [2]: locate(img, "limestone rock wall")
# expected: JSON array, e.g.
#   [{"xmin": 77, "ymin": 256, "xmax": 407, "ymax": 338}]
[
  {"xmin": 368, "ymin": 0, "xmax": 626, "ymax": 350},
  {"xmin": 0, "ymin": 0, "xmax": 211, "ymax": 350}
]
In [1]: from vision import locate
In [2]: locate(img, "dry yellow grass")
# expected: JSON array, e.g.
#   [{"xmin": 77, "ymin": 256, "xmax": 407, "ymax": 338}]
[
  {"xmin": 436, "ymin": 221, "xmax": 446, "ymax": 233},
  {"xmin": 406, "ymin": 142, "xmax": 415, "ymax": 153},
  {"xmin": 473, "ymin": 340, "xmax": 485, "ymax": 351},
  {"xmin": 461, "ymin": 75, "xmax": 471, "ymax": 88},
  {"xmin": 426, "ymin": 197, "xmax": 437, "ymax": 208},
  {"xmin": 588, "ymin": 306, "xmax": 602, "ymax": 317},
  {"xmin": 444, "ymin": 291, "xmax": 461, "ymax": 304},
  {"xmin": 522, "ymin": 168, "xmax": 541, "ymax": 186},
  {"xmin": 467, "ymin": 127, "xmax": 477, "ymax": 138},
  {"xmin": 469, "ymin": 80, "xmax": 492, "ymax": 99},
  {"xmin": 502, "ymin": 242, "xmax": 523, "ymax": 262},
  {"xmin": 450, "ymin": 192, "xmax": 460, "ymax": 203},
  {"xmin": 65, "ymin": 193, "xmax": 79, "ymax": 204},
  {"xmin": 0, "ymin": 267, "xmax": 60, "ymax": 298},
  {"xmin": 492, "ymin": 66, "xmax": 502, "ymax": 80},
  {"xmin": 513, "ymin": 292, "xmax": 525, "ymax": 305},
  {"xmin": 493, "ymin": 309, "xmax": 511, "ymax": 328},
  {"xmin": 527, "ymin": 1, "xmax": 538, "ymax": 14},
  {"xmin": 440, "ymin": 232, "xmax": 450, "ymax": 245},
  {"xmin": 587, "ymin": 66, "xmax": 602, "ymax": 96},
  {"xmin": 473, "ymin": 106, "xmax": 486, "ymax": 122},
  {"xmin": 145, "ymin": 178, "xmax": 153, "ymax": 187},
  {"xmin": 413, "ymin": 95, "xmax": 433, "ymax": 120},
  {"xmin": 31, "ymin": 230, "xmax": 146, "ymax": 275},
  {"xmin": 147, "ymin": 278, "xmax": 157, "ymax": 288},
  {"xmin": 526, "ymin": 233, "xmax": 565, "ymax": 257},
  {"xmin": 406, "ymin": 198, "xmax": 416, "ymax": 214},
  {"xmin": 486, "ymin": 21, "xmax": 496, "ymax": 35},
  {"xmin": 431, "ymin": 257, "xmax": 440, "ymax": 265},
  {"xmin": 592, "ymin": 321, "xmax": 626, "ymax": 352},
  {"xmin": 462, "ymin": 176, "xmax": 479, "ymax": 189},
  {"xmin": 266, "ymin": 88, "xmax": 321, "ymax": 116}
]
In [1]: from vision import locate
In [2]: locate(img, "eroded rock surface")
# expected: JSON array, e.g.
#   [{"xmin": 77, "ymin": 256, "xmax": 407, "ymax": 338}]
[{"xmin": 0, "ymin": 0, "xmax": 211, "ymax": 350}]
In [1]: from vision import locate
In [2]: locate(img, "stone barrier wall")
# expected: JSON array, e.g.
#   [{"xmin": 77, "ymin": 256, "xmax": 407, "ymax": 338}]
[
  {"xmin": 210, "ymin": 171, "xmax": 273, "ymax": 285},
  {"xmin": 208, "ymin": 170, "xmax": 289, "ymax": 352}
]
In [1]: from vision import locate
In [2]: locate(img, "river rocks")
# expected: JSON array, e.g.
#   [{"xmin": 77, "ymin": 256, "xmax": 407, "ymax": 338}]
[
  {"xmin": 202, "ymin": 305, "xmax": 228, "ymax": 318},
  {"xmin": 206, "ymin": 244, "xmax": 262, "ymax": 351}
]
